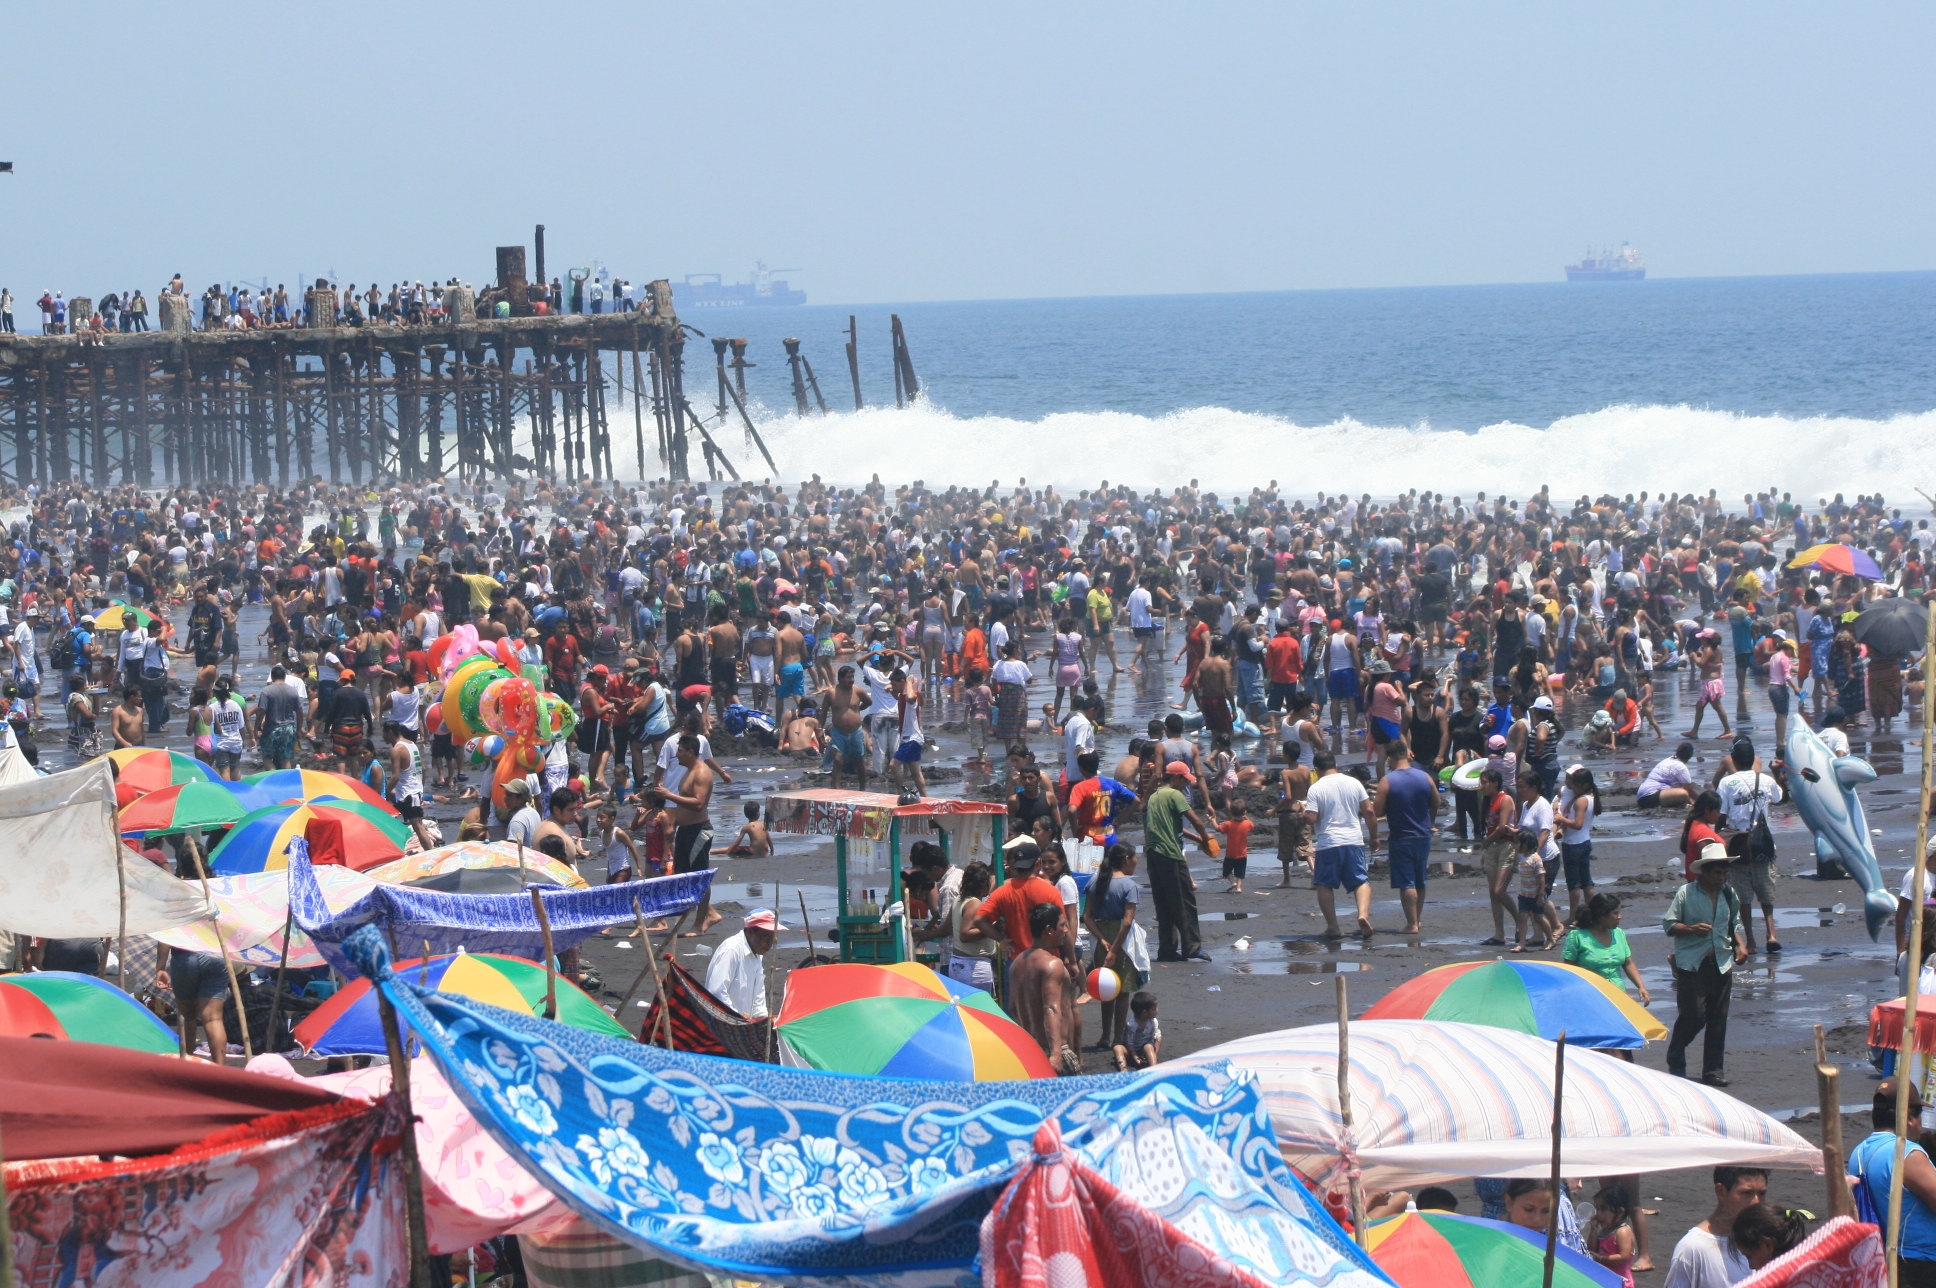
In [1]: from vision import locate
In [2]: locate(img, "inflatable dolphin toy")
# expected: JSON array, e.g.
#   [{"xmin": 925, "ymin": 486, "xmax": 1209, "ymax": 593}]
[{"xmin": 1785, "ymin": 717, "xmax": 1892, "ymax": 940}]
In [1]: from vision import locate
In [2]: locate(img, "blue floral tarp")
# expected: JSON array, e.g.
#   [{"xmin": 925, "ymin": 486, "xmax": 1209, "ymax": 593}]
[
  {"xmin": 345, "ymin": 926, "xmax": 1390, "ymax": 1288},
  {"xmin": 289, "ymin": 839, "xmax": 714, "ymax": 978}
]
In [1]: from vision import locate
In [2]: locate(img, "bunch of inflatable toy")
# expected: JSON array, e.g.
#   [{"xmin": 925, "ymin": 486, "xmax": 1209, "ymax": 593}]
[{"xmin": 421, "ymin": 624, "xmax": 575, "ymax": 811}]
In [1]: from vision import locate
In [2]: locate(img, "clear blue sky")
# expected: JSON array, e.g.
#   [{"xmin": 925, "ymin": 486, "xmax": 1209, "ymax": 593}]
[{"xmin": 5, "ymin": 3, "xmax": 1930, "ymax": 305}]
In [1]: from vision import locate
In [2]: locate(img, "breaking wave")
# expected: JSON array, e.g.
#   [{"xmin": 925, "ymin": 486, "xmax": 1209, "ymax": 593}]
[{"xmin": 703, "ymin": 399, "xmax": 1936, "ymax": 502}]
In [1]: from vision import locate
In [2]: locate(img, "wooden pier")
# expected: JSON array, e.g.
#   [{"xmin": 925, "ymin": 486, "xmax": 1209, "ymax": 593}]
[{"xmin": 0, "ymin": 275, "xmax": 738, "ymax": 488}]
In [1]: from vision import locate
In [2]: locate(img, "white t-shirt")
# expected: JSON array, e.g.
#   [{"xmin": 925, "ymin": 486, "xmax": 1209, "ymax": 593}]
[
  {"xmin": 1717, "ymin": 771, "xmax": 1782, "ymax": 832},
  {"xmin": 705, "ymin": 931, "xmax": 769, "ymax": 1018},
  {"xmin": 1640, "ymin": 755, "xmax": 1693, "ymax": 797},
  {"xmin": 1519, "ymin": 794, "xmax": 1560, "ymax": 861},
  {"xmin": 1063, "ymin": 711, "xmax": 1094, "ymax": 769},
  {"xmin": 1661, "ymin": 1225, "xmax": 1748, "ymax": 1288},
  {"xmin": 1820, "ymin": 726, "xmax": 1851, "ymax": 757},
  {"xmin": 1126, "ymin": 587, "xmax": 1154, "ymax": 629},
  {"xmin": 1305, "ymin": 772, "xmax": 1369, "ymax": 850}
]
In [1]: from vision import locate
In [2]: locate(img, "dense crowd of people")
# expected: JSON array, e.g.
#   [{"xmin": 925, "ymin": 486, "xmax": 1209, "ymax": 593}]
[{"xmin": 0, "ymin": 471, "xmax": 1924, "ymax": 1281}]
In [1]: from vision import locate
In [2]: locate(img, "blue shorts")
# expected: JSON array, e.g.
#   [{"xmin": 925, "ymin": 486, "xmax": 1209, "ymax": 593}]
[
  {"xmin": 1329, "ymin": 670, "xmax": 1359, "ymax": 711},
  {"xmin": 778, "ymin": 662, "xmax": 806, "ymax": 698},
  {"xmin": 1770, "ymin": 686, "xmax": 1790, "ymax": 715},
  {"xmin": 830, "ymin": 724, "xmax": 866, "ymax": 763},
  {"xmin": 1388, "ymin": 836, "xmax": 1431, "ymax": 890},
  {"xmin": 1372, "ymin": 715, "xmax": 1402, "ymax": 744},
  {"xmin": 1314, "ymin": 844, "xmax": 1368, "ymax": 892},
  {"xmin": 893, "ymin": 737, "xmax": 925, "ymax": 764}
]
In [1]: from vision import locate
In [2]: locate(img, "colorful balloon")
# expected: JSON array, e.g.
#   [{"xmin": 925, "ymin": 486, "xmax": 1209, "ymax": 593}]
[
  {"xmin": 441, "ymin": 624, "xmax": 482, "ymax": 680},
  {"xmin": 1085, "ymin": 967, "xmax": 1121, "ymax": 1002},
  {"xmin": 440, "ymin": 655, "xmax": 497, "ymax": 742}
]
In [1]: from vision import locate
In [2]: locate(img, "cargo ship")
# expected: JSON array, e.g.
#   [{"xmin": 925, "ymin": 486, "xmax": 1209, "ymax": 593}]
[
  {"xmin": 1565, "ymin": 243, "xmax": 1646, "ymax": 282},
  {"xmin": 671, "ymin": 261, "xmax": 806, "ymax": 309}
]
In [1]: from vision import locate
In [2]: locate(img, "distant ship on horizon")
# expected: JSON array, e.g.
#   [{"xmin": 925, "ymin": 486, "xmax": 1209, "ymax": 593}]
[
  {"xmin": 672, "ymin": 261, "xmax": 807, "ymax": 309},
  {"xmin": 1565, "ymin": 243, "xmax": 1646, "ymax": 282}
]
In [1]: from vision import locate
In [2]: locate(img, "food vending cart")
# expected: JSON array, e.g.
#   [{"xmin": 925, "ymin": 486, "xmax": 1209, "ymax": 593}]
[{"xmin": 766, "ymin": 790, "xmax": 1008, "ymax": 965}]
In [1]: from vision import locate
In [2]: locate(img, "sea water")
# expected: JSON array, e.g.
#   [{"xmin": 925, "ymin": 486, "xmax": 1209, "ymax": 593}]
[{"xmin": 630, "ymin": 271, "xmax": 1936, "ymax": 498}]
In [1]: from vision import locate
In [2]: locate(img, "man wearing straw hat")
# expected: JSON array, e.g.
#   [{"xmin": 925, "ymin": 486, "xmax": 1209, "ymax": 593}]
[{"xmin": 1662, "ymin": 842, "xmax": 1749, "ymax": 1087}]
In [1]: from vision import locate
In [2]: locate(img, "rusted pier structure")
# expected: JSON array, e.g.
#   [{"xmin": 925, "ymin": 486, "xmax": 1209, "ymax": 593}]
[{"xmin": 0, "ymin": 270, "xmax": 741, "ymax": 488}]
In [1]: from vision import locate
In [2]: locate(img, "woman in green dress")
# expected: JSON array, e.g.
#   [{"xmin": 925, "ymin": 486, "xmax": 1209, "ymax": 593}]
[{"xmin": 1561, "ymin": 893, "xmax": 1651, "ymax": 1010}]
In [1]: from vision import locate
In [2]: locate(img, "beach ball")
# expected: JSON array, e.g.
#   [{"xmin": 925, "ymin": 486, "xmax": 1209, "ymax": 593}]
[{"xmin": 1085, "ymin": 967, "xmax": 1121, "ymax": 1002}]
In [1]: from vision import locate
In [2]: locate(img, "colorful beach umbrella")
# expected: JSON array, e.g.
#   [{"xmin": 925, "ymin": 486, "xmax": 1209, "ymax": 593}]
[
  {"xmin": 1183, "ymin": 1021, "xmax": 1820, "ymax": 1195},
  {"xmin": 208, "ymin": 799, "xmax": 411, "ymax": 875},
  {"xmin": 117, "ymin": 780, "xmax": 255, "ymax": 836},
  {"xmin": 1366, "ymin": 1210, "xmax": 1619, "ymax": 1288},
  {"xmin": 776, "ymin": 962, "xmax": 1055, "ymax": 1081},
  {"xmin": 90, "ymin": 603, "xmax": 170, "ymax": 633},
  {"xmin": 1788, "ymin": 542, "xmax": 1883, "ymax": 580},
  {"xmin": 0, "ymin": 972, "xmax": 179, "ymax": 1055},
  {"xmin": 293, "ymin": 952, "xmax": 629, "ymax": 1056},
  {"xmin": 241, "ymin": 768, "xmax": 395, "ymax": 812},
  {"xmin": 363, "ymin": 840, "xmax": 589, "ymax": 891},
  {"xmin": 103, "ymin": 747, "xmax": 219, "ymax": 793},
  {"xmin": 1360, "ymin": 960, "xmax": 1666, "ymax": 1049}
]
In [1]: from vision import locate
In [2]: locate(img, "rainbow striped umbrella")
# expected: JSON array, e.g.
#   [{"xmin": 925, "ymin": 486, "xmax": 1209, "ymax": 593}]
[
  {"xmin": 294, "ymin": 952, "xmax": 628, "ymax": 1056},
  {"xmin": 1788, "ymin": 542, "xmax": 1882, "ymax": 580},
  {"xmin": 1367, "ymin": 1210, "xmax": 1619, "ymax": 1288},
  {"xmin": 1361, "ymin": 959, "xmax": 1666, "ymax": 1049},
  {"xmin": 241, "ymin": 769, "xmax": 395, "ymax": 813},
  {"xmin": 1184, "ymin": 1020, "xmax": 1821, "ymax": 1194},
  {"xmin": 118, "ymin": 780, "xmax": 255, "ymax": 836},
  {"xmin": 104, "ymin": 747, "xmax": 218, "ymax": 793},
  {"xmin": 0, "ymin": 973, "xmax": 178, "ymax": 1055},
  {"xmin": 208, "ymin": 800, "xmax": 411, "ymax": 875},
  {"xmin": 91, "ymin": 603, "xmax": 170, "ymax": 634},
  {"xmin": 776, "ymin": 962, "xmax": 1055, "ymax": 1081}
]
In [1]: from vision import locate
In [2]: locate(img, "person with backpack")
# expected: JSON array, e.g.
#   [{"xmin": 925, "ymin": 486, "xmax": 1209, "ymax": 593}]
[
  {"xmin": 1662, "ymin": 842, "xmax": 1749, "ymax": 1087},
  {"xmin": 54, "ymin": 614, "xmax": 96, "ymax": 709},
  {"xmin": 1716, "ymin": 738, "xmax": 1783, "ymax": 954}
]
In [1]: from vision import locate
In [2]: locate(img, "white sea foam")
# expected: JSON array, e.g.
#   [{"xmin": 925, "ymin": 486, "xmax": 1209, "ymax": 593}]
[{"xmin": 665, "ymin": 399, "xmax": 1936, "ymax": 502}]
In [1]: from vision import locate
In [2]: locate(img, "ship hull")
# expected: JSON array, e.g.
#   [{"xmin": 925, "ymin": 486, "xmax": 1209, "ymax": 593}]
[{"xmin": 1565, "ymin": 267, "xmax": 1646, "ymax": 282}]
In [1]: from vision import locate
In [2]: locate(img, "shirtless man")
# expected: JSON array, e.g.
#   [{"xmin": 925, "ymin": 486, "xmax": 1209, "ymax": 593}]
[
  {"xmin": 778, "ymin": 702, "xmax": 823, "ymax": 755},
  {"xmin": 818, "ymin": 664, "xmax": 873, "ymax": 789},
  {"xmin": 744, "ymin": 615, "xmax": 777, "ymax": 714},
  {"xmin": 774, "ymin": 614, "xmax": 808, "ymax": 726},
  {"xmin": 111, "ymin": 688, "xmax": 145, "ymax": 748},
  {"xmin": 1008, "ymin": 902, "xmax": 1081, "ymax": 1075},
  {"xmin": 661, "ymin": 734, "xmax": 721, "ymax": 934},
  {"xmin": 706, "ymin": 606, "xmax": 741, "ymax": 725},
  {"xmin": 1274, "ymin": 739, "xmax": 1315, "ymax": 886},
  {"xmin": 1196, "ymin": 638, "xmax": 1236, "ymax": 741}
]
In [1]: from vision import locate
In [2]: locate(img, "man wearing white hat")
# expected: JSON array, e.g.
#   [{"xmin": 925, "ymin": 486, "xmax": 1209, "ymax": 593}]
[
  {"xmin": 1662, "ymin": 842, "xmax": 1749, "ymax": 1087},
  {"xmin": 706, "ymin": 908, "xmax": 786, "ymax": 1019}
]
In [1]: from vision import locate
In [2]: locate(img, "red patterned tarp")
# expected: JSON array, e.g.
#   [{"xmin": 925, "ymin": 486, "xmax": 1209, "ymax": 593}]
[{"xmin": 7, "ymin": 1096, "xmax": 407, "ymax": 1288}]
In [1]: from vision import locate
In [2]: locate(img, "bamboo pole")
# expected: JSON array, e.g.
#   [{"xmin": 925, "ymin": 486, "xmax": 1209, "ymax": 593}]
[
  {"xmin": 265, "ymin": 901, "xmax": 296, "ymax": 1051},
  {"xmin": 1544, "ymin": 1032, "xmax": 1568, "ymax": 1288},
  {"xmin": 1336, "ymin": 975, "xmax": 1367, "ymax": 1247},
  {"xmin": 1888, "ymin": 599, "xmax": 1936, "ymax": 1288},
  {"xmin": 530, "ymin": 886, "xmax": 557, "ymax": 1020},
  {"xmin": 116, "ymin": 850, "xmax": 128, "ymax": 992},
  {"xmin": 377, "ymin": 981, "xmax": 436, "ymax": 1288},
  {"xmin": 1817, "ymin": 1024, "xmax": 1855, "ymax": 1219},
  {"xmin": 185, "ymin": 834, "xmax": 253, "ymax": 1061}
]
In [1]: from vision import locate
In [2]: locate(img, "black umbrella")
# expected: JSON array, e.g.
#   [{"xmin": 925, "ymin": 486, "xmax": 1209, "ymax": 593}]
[
  {"xmin": 1852, "ymin": 596, "xmax": 1930, "ymax": 657},
  {"xmin": 403, "ymin": 868, "xmax": 564, "ymax": 895}
]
